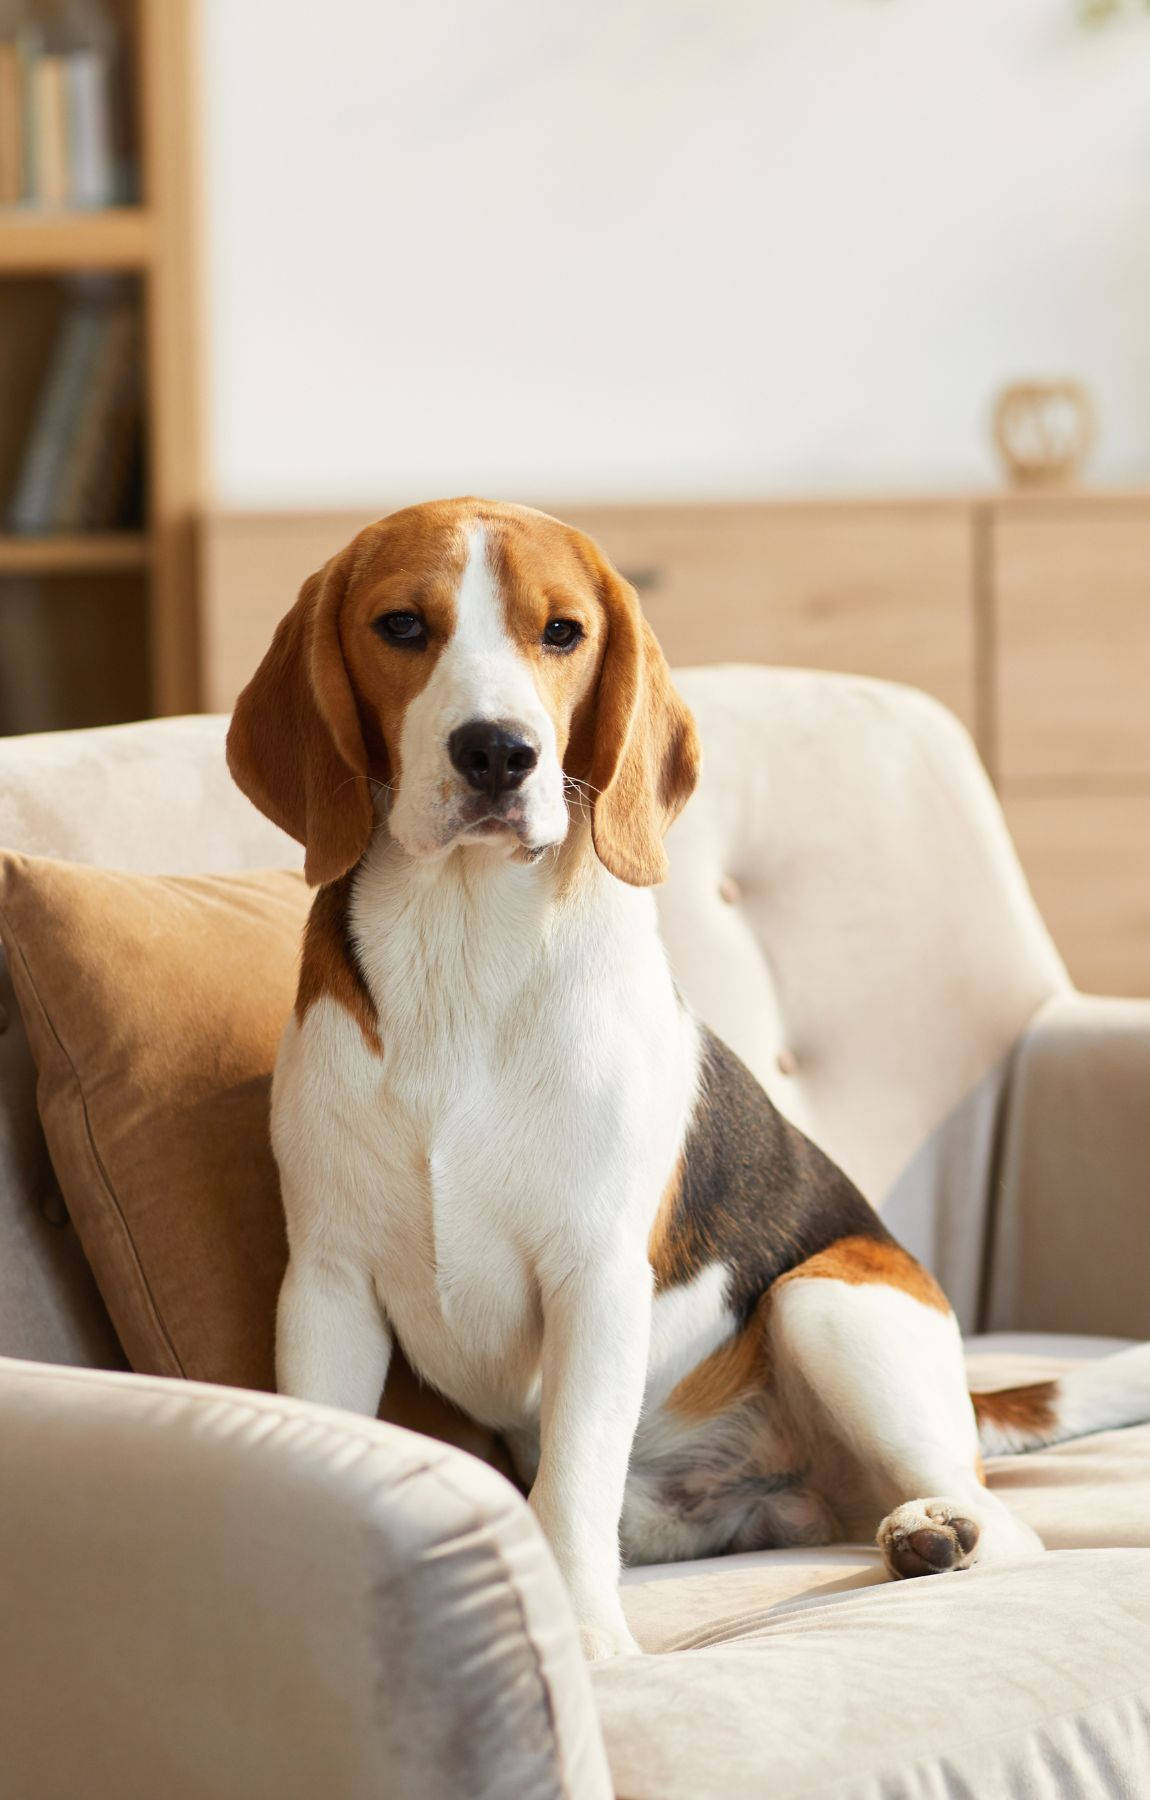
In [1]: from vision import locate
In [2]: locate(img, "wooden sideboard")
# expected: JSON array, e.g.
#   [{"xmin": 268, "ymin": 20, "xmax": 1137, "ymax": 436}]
[{"xmin": 199, "ymin": 493, "xmax": 1150, "ymax": 997}]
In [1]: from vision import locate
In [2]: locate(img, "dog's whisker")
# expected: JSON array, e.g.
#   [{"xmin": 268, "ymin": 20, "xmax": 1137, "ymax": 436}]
[
  {"xmin": 563, "ymin": 774, "xmax": 602, "ymax": 800},
  {"xmin": 329, "ymin": 773, "xmax": 392, "ymax": 800}
]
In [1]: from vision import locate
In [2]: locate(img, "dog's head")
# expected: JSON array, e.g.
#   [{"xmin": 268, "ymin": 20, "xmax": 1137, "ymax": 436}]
[{"xmin": 227, "ymin": 498, "xmax": 700, "ymax": 888}]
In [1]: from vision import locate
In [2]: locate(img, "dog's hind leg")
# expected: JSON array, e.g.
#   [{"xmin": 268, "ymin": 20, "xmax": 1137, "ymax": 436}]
[{"xmin": 768, "ymin": 1238, "xmax": 1043, "ymax": 1580}]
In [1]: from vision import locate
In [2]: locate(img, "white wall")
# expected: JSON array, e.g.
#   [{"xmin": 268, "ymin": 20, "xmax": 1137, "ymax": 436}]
[{"xmin": 200, "ymin": 1, "xmax": 1150, "ymax": 506}]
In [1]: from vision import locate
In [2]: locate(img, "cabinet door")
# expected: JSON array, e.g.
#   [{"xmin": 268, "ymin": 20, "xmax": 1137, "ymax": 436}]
[
  {"xmin": 996, "ymin": 509, "xmax": 1150, "ymax": 781},
  {"xmin": 567, "ymin": 502, "xmax": 977, "ymax": 731},
  {"xmin": 1005, "ymin": 793, "xmax": 1150, "ymax": 997}
]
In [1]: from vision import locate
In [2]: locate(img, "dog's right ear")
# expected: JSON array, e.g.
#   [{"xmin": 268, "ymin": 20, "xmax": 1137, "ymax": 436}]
[{"xmin": 226, "ymin": 553, "xmax": 375, "ymax": 887}]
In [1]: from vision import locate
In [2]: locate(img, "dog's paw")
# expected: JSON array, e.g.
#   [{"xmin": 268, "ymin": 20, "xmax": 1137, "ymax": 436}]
[
  {"xmin": 878, "ymin": 1497, "xmax": 980, "ymax": 1579},
  {"xmin": 572, "ymin": 1598, "xmax": 644, "ymax": 1663}
]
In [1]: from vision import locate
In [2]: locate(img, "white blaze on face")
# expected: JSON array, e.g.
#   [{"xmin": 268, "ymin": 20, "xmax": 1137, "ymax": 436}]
[{"xmin": 387, "ymin": 524, "xmax": 571, "ymax": 861}]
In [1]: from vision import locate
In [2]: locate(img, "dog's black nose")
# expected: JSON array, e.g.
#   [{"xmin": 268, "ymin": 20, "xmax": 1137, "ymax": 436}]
[{"xmin": 449, "ymin": 721, "xmax": 539, "ymax": 798}]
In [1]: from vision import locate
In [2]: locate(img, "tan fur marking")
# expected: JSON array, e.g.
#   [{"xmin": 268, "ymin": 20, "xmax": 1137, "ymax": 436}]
[
  {"xmin": 338, "ymin": 505, "xmax": 464, "ymax": 784},
  {"xmin": 485, "ymin": 510, "xmax": 699, "ymax": 887},
  {"xmin": 647, "ymin": 1156, "xmax": 683, "ymax": 1286},
  {"xmin": 669, "ymin": 1300, "xmax": 769, "ymax": 1420},
  {"xmin": 296, "ymin": 876, "xmax": 382, "ymax": 1055},
  {"xmin": 774, "ymin": 1234, "xmax": 951, "ymax": 1314},
  {"xmin": 974, "ymin": 1452, "xmax": 987, "ymax": 1486},
  {"xmin": 228, "ymin": 503, "xmax": 467, "ymax": 886},
  {"xmin": 487, "ymin": 516, "xmax": 604, "ymax": 776},
  {"xmin": 970, "ymin": 1381, "xmax": 1058, "ymax": 1441}
]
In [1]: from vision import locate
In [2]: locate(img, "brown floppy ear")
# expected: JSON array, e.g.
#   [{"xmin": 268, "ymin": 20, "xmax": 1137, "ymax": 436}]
[
  {"xmin": 226, "ymin": 553, "xmax": 375, "ymax": 886},
  {"xmin": 586, "ymin": 560, "xmax": 701, "ymax": 887}
]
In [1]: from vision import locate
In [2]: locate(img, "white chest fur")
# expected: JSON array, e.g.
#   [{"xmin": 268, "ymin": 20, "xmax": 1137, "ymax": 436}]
[{"xmin": 271, "ymin": 829, "xmax": 698, "ymax": 1430}]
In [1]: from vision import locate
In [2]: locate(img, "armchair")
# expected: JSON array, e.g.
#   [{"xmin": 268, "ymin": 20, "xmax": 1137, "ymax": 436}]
[{"xmin": 2, "ymin": 668, "xmax": 1149, "ymax": 1798}]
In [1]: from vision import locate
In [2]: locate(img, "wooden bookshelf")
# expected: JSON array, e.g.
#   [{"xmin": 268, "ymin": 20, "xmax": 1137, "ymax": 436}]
[
  {"xmin": 0, "ymin": 0, "xmax": 200, "ymax": 726},
  {"xmin": 0, "ymin": 531, "xmax": 149, "ymax": 574},
  {"xmin": 0, "ymin": 206, "xmax": 152, "ymax": 272}
]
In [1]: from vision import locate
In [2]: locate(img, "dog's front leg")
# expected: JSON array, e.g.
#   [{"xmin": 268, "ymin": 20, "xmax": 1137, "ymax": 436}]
[
  {"xmin": 277, "ymin": 1252, "xmax": 393, "ymax": 1416},
  {"xmin": 530, "ymin": 1253, "xmax": 651, "ymax": 1660}
]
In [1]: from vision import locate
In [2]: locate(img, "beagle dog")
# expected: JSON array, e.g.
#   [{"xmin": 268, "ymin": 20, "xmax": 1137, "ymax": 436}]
[{"xmin": 228, "ymin": 497, "xmax": 1150, "ymax": 1659}]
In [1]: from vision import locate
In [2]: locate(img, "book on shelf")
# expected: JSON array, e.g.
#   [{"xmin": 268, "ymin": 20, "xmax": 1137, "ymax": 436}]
[
  {"xmin": 30, "ymin": 52, "xmax": 69, "ymax": 205},
  {"xmin": 66, "ymin": 46, "xmax": 115, "ymax": 208},
  {"xmin": 0, "ymin": 4, "xmax": 123, "ymax": 209},
  {"xmin": 0, "ymin": 41, "xmax": 21, "ymax": 203},
  {"xmin": 54, "ymin": 291, "xmax": 139, "ymax": 529},
  {"xmin": 7, "ymin": 274, "xmax": 141, "ymax": 535}
]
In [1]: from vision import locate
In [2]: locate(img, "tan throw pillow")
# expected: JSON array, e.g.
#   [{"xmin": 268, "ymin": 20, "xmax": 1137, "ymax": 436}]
[{"xmin": 0, "ymin": 856, "xmax": 308, "ymax": 1389}]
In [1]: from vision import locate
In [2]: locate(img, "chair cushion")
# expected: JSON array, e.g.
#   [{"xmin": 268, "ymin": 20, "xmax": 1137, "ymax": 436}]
[
  {"xmin": 0, "ymin": 854, "xmax": 308, "ymax": 1387},
  {"xmin": 609, "ymin": 1339, "xmax": 1150, "ymax": 1796},
  {"xmin": 602, "ymin": 1549, "xmax": 1150, "ymax": 1799}
]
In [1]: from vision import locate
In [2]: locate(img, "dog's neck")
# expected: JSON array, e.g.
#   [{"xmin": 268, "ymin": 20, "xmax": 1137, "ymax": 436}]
[{"xmin": 348, "ymin": 806, "xmax": 659, "ymax": 1028}]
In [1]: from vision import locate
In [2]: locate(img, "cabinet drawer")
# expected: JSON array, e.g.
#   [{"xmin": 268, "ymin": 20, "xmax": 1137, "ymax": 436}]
[
  {"xmin": 1005, "ymin": 791, "xmax": 1150, "ymax": 996},
  {"xmin": 996, "ymin": 514, "xmax": 1150, "ymax": 780},
  {"xmin": 563, "ymin": 503, "xmax": 977, "ymax": 730}
]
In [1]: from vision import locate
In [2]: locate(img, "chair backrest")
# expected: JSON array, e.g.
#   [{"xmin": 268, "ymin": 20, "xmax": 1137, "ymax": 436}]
[
  {"xmin": 0, "ymin": 670, "xmax": 1069, "ymax": 1366},
  {"xmin": 0, "ymin": 715, "xmax": 301, "ymax": 1369},
  {"xmin": 661, "ymin": 667, "xmax": 1068, "ymax": 1321}
]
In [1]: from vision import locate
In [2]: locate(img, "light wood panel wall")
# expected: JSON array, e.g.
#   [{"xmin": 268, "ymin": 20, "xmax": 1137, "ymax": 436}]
[
  {"xmin": 1005, "ymin": 794, "xmax": 1150, "ymax": 999},
  {"xmin": 200, "ymin": 492, "xmax": 1150, "ymax": 998},
  {"xmin": 200, "ymin": 501, "xmax": 976, "ymax": 727},
  {"xmin": 565, "ymin": 502, "xmax": 977, "ymax": 729},
  {"xmin": 995, "ymin": 503, "xmax": 1150, "ymax": 782}
]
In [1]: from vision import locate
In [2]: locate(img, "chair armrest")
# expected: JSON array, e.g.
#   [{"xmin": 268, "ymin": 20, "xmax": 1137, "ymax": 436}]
[
  {"xmin": 985, "ymin": 992, "xmax": 1150, "ymax": 1339},
  {"xmin": 0, "ymin": 1357, "xmax": 611, "ymax": 1800}
]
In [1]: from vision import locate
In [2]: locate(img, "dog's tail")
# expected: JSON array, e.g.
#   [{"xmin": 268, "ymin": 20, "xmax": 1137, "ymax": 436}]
[{"xmin": 972, "ymin": 1343, "xmax": 1150, "ymax": 1456}]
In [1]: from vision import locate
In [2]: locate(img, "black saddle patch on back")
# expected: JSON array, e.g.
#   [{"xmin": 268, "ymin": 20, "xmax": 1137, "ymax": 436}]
[{"xmin": 655, "ymin": 1027, "xmax": 892, "ymax": 1322}]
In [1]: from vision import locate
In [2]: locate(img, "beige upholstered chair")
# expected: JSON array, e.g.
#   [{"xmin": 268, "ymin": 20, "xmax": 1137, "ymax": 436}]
[{"xmin": 2, "ymin": 667, "xmax": 1149, "ymax": 1799}]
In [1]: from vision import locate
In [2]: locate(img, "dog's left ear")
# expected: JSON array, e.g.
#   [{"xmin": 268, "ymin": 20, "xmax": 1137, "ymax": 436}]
[{"xmin": 585, "ymin": 556, "xmax": 701, "ymax": 887}]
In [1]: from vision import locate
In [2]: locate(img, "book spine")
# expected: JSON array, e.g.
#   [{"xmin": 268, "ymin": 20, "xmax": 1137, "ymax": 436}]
[
  {"xmin": 65, "ymin": 50, "xmax": 115, "ymax": 209},
  {"xmin": 30, "ymin": 54, "xmax": 69, "ymax": 206},
  {"xmin": 0, "ymin": 42, "xmax": 23, "ymax": 205},
  {"xmin": 17, "ymin": 26, "xmax": 42, "ymax": 203},
  {"xmin": 53, "ymin": 298, "xmax": 140, "ymax": 530},
  {"xmin": 7, "ymin": 292, "xmax": 107, "ymax": 534}
]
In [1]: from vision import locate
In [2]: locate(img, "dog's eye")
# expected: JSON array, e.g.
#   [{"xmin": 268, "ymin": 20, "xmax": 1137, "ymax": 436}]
[
  {"xmin": 542, "ymin": 618, "xmax": 583, "ymax": 651},
  {"xmin": 374, "ymin": 611, "xmax": 426, "ymax": 647}
]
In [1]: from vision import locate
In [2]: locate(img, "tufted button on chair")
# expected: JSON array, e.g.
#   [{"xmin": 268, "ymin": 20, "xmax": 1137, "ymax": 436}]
[{"xmin": 1, "ymin": 669, "xmax": 1149, "ymax": 1800}]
